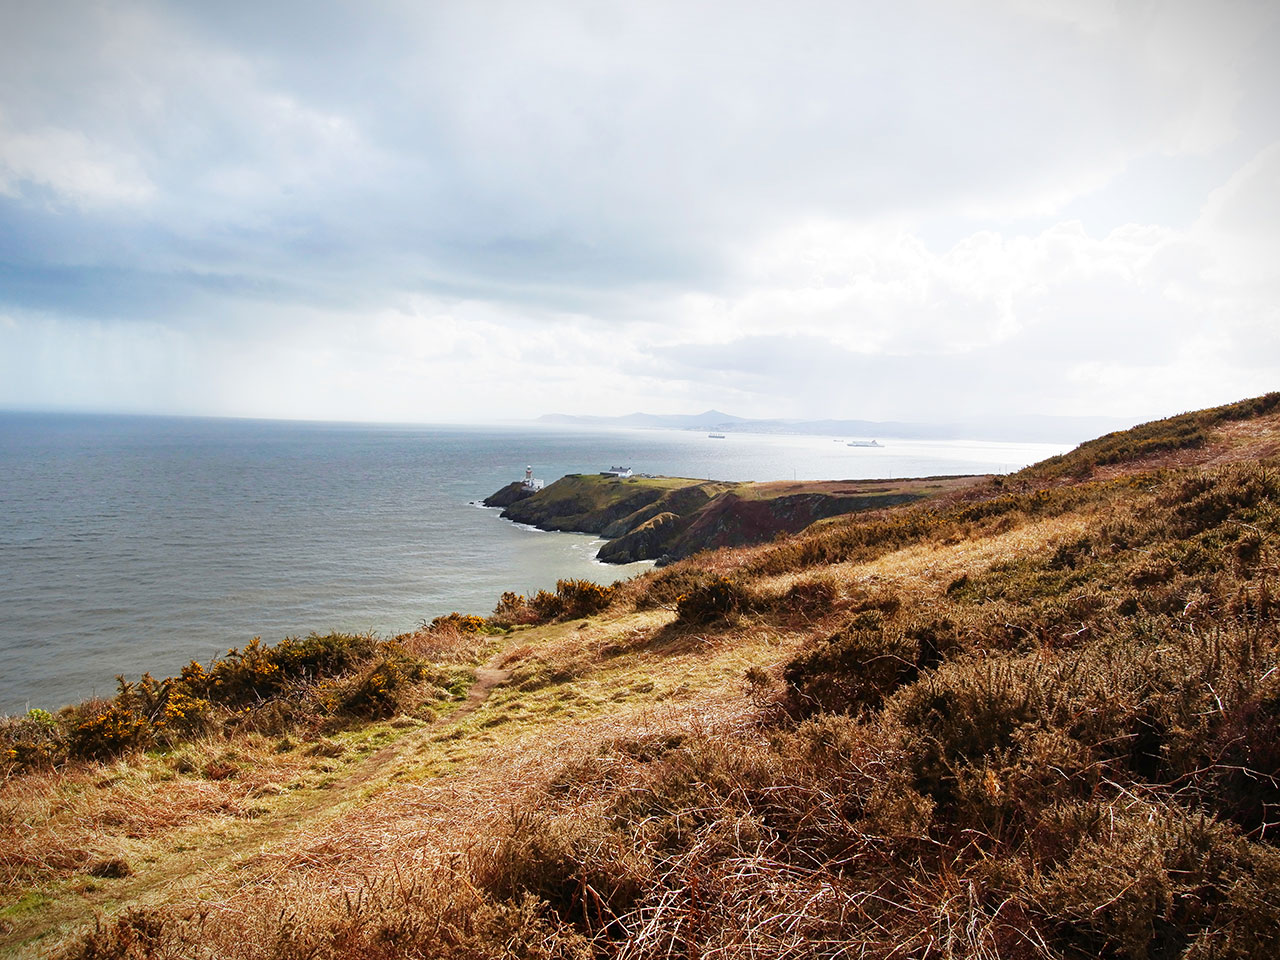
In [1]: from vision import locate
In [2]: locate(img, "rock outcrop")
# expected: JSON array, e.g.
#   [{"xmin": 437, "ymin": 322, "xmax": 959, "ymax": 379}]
[
  {"xmin": 482, "ymin": 482, "xmax": 537, "ymax": 509},
  {"xmin": 595, "ymin": 511, "xmax": 684, "ymax": 563}
]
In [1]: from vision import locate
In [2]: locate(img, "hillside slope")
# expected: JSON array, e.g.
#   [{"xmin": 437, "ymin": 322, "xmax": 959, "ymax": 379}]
[{"xmin": 3, "ymin": 393, "xmax": 1280, "ymax": 959}]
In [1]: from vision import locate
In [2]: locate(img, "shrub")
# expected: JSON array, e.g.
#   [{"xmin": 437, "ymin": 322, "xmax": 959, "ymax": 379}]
[
  {"xmin": 784, "ymin": 616, "xmax": 918, "ymax": 715},
  {"xmin": 69, "ymin": 907, "xmax": 167, "ymax": 959},
  {"xmin": 773, "ymin": 577, "xmax": 840, "ymax": 619},
  {"xmin": 1, "ymin": 708, "xmax": 67, "ymax": 769},
  {"xmin": 153, "ymin": 689, "xmax": 211, "ymax": 742},
  {"xmin": 201, "ymin": 637, "xmax": 285, "ymax": 706},
  {"xmin": 505, "ymin": 579, "xmax": 616, "ymax": 624},
  {"xmin": 674, "ymin": 576, "xmax": 750, "ymax": 626},
  {"xmin": 634, "ymin": 565, "xmax": 719, "ymax": 609},
  {"xmin": 889, "ymin": 655, "xmax": 1042, "ymax": 805},
  {"xmin": 67, "ymin": 703, "xmax": 149, "ymax": 761},
  {"xmin": 1033, "ymin": 802, "xmax": 1280, "ymax": 960},
  {"xmin": 1163, "ymin": 464, "xmax": 1277, "ymax": 535},
  {"xmin": 193, "ymin": 633, "xmax": 379, "ymax": 708},
  {"xmin": 472, "ymin": 809, "xmax": 648, "ymax": 924},
  {"xmin": 490, "ymin": 591, "xmax": 532, "ymax": 625},
  {"xmin": 525, "ymin": 589, "xmax": 563, "ymax": 622},
  {"xmin": 552, "ymin": 579, "xmax": 615, "ymax": 619},
  {"xmin": 1204, "ymin": 691, "xmax": 1280, "ymax": 836},
  {"xmin": 429, "ymin": 612, "xmax": 491, "ymax": 634},
  {"xmin": 322, "ymin": 647, "xmax": 433, "ymax": 720},
  {"xmin": 267, "ymin": 631, "xmax": 378, "ymax": 680}
]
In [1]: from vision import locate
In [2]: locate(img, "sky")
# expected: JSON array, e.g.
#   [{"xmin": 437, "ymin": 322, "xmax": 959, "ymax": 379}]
[{"xmin": 1, "ymin": 0, "xmax": 1277, "ymax": 426}]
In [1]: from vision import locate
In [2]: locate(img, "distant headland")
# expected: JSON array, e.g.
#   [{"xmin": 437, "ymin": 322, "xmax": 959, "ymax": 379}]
[
  {"xmin": 536, "ymin": 409, "xmax": 1135, "ymax": 444},
  {"xmin": 484, "ymin": 469, "xmax": 982, "ymax": 565}
]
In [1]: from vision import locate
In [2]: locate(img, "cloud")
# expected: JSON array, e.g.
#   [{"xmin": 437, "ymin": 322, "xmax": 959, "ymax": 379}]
[
  {"xmin": 0, "ymin": 120, "xmax": 154, "ymax": 207},
  {"xmin": 0, "ymin": 1, "xmax": 1276, "ymax": 423},
  {"xmin": 628, "ymin": 141, "xmax": 1280, "ymax": 419},
  {"xmin": 1197, "ymin": 142, "xmax": 1280, "ymax": 289}
]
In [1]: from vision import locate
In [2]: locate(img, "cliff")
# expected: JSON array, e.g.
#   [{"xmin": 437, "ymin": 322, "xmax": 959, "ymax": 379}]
[
  {"xmin": 486, "ymin": 472, "xmax": 985, "ymax": 564},
  {"xmin": 491, "ymin": 473, "xmax": 728, "ymax": 536},
  {"xmin": 481, "ymin": 481, "xmax": 536, "ymax": 508},
  {"xmin": 660, "ymin": 484, "xmax": 930, "ymax": 559}
]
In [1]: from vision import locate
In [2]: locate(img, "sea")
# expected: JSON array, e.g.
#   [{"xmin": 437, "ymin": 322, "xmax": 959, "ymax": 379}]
[{"xmin": 0, "ymin": 412, "xmax": 1071, "ymax": 715}]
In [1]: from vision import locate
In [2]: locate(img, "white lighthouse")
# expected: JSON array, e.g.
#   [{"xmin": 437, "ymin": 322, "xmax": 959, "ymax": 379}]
[{"xmin": 521, "ymin": 465, "xmax": 544, "ymax": 492}]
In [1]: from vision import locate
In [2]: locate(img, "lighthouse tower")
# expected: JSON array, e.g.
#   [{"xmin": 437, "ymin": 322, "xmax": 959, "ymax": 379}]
[{"xmin": 521, "ymin": 465, "xmax": 544, "ymax": 492}]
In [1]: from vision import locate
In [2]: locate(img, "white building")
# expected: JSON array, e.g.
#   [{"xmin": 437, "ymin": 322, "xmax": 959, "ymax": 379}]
[
  {"xmin": 521, "ymin": 465, "xmax": 544, "ymax": 491},
  {"xmin": 602, "ymin": 466, "xmax": 633, "ymax": 478}
]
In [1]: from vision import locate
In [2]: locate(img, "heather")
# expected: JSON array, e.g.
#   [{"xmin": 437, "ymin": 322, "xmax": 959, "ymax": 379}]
[{"xmin": 3, "ymin": 394, "xmax": 1280, "ymax": 959}]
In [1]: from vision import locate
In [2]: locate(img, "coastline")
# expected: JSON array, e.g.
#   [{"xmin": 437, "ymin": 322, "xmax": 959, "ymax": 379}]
[{"xmin": 483, "ymin": 471, "xmax": 988, "ymax": 565}]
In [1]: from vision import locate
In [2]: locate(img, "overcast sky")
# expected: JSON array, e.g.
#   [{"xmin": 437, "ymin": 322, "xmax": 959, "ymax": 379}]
[{"xmin": 1, "ymin": 0, "xmax": 1277, "ymax": 425}]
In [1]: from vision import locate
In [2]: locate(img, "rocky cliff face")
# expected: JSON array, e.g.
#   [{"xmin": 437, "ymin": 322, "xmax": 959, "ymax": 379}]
[
  {"xmin": 599, "ymin": 483, "xmax": 727, "ymax": 539},
  {"xmin": 484, "ymin": 474, "xmax": 977, "ymax": 565},
  {"xmin": 662, "ymin": 490, "xmax": 926, "ymax": 561},
  {"xmin": 482, "ymin": 482, "xmax": 535, "ymax": 508},
  {"xmin": 595, "ymin": 511, "xmax": 684, "ymax": 563}
]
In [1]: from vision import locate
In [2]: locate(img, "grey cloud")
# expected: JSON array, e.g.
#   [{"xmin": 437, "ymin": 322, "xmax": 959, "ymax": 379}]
[
  {"xmin": 1, "ymin": 1, "xmax": 1276, "ymax": 422},
  {"xmin": 638, "ymin": 307, "xmax": 1209, "ymax": 421},
  {"xmin": 6, "ymin": 0, "xmax": 1269, "ymax": 316}
]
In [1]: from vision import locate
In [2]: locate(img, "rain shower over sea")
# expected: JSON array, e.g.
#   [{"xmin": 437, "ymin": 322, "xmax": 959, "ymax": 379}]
[{"xmin": 0, "ymin": 413, "xmax": 1069, "ymax": 714}]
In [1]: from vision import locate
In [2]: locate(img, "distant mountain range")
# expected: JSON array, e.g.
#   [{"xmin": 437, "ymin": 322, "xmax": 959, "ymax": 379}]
[{"xmin": 536, "ymin": 410, "xmax": 1138, "ymax": 444}]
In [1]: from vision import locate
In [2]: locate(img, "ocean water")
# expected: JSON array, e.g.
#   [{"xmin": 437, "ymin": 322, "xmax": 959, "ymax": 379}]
[{"xmin": 0, "ymin": 412, "xmax": 1070, "ymax": 714}]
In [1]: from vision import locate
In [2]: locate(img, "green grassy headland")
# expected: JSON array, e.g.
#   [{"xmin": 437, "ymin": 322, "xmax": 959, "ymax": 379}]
[{"xmin": 487, "ymin": 470, "xmax": 982, "ymax": 563}]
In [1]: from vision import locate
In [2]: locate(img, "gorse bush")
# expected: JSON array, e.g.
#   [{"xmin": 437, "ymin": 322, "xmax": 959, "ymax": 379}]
[
  {"xmin": 552, "ymin": 578, "xmax": 615, "ymax": 618},
  {"xmin": 154, "ymin": 689, "xmax": 211, "ymax": 741},
  {"xmin": 1030, "ymin": 801, "xmax": 1280, "ymax": 959},
  {"xmin": 319, "ymin": 645, "xmax": 438, "ymax": 720},
  {"xmin": 67, "ymin": 702, "xmax": 150, "ymax": 761},
  {"xmin": 191, "ymin": 633, "xmax": 380, "ymax": 707},
  {"xmin": 633, "ymin": 564, "xmax": 752, "ymax": 610},
  {"xmin": 490, "ymin": 579, "xmax": 616, "ymax": 625},
  {"xmin": 1207, "ymin": 691, "xmax": 1280, "ymax": 834},
  {"xmin": 1, "ymin": 631, "xmax": 450, "ymax": 770},
  {"xmin": 674, "ymin": 575, "xmax": 751, "ymax": 625},
  {"xmin": 1, "ymin": 708, "xmax": 65, "ymax": 768},
  {"xmin": 428, "ymin": 612, "xmax": 491, "ymax": 634},
  {"xmin": 784, "ymin": 612, "xmax": 918, "ymax": 714}
]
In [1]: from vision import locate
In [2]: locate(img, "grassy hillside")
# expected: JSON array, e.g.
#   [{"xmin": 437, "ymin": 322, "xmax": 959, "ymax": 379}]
[
  {"xmin": 4, "ymin": 395, "xmax": 1280, "ymax": 958},
  {"xmin": 1022, "ymin": 392, "xmax": 1280, "ymax": 481}
]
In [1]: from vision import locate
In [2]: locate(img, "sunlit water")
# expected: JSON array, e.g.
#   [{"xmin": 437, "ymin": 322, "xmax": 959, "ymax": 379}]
[{"xmin": 0, "ymin": 413, "xmax": 1070, "ymax": 713}]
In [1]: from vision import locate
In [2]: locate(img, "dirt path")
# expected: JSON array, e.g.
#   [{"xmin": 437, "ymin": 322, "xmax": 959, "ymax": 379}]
[
  {"xmin": 456, "ymin": 666, "xmax": 514, "ymax": 719},
  {"xmin": 3, "ymin": 661, "xmax": 516, "ymax": 957},
  {"xmin": 341, "ymin": 664, "xmax": 512, "ymax": 788}
]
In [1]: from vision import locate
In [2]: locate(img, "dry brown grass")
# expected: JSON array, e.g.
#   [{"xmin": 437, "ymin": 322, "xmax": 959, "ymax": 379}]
[
  {"xmin": 751, "ymin": 511, "xmax": 1094, "ymax": 604},
  {"xmin": 10, "ymin": 405, "xmax": 1280, "ymax": 959},
  {"xmin": 0, "ymin": 733, "xmax": 314, "ymax": 899},
  {"xmin": 3, "ymin": 599, "xmax": 793, "ymax": 955},
  {"xmin": 393, "ymin": 620, "xmax": 492, "ymax": 664}
]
